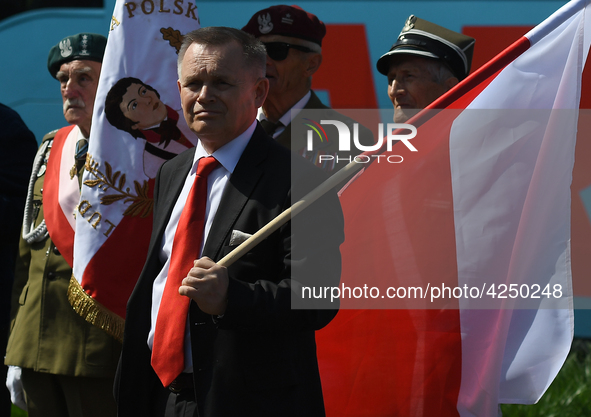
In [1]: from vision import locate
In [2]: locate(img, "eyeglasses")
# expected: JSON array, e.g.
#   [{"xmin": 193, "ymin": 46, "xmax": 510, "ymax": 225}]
[{"xmin": 263, "ymin": 42, "xmax": 315, "ymax": 61}]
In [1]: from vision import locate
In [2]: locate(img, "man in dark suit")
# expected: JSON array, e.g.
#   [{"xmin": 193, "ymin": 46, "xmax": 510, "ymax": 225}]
[
  {"xmin": 242, "ymin": 5, "xmax": 374, "ymax": 172},
  {"xmin": 115, "ymin": 27, "xmax": 344, "ymax": 417}
]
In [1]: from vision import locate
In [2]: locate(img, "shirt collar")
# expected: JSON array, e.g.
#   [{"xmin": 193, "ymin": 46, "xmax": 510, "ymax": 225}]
[
  {"xmin": 258, "ymin": 90, "xmax": 311, "ymax": 127},
  {"xmin": 192, "ymin": 119, "xmax": 257, "ymax": 174},
  {"xmin": 77, "ymin": 125, "xmax": 87, "ymax": 140}
]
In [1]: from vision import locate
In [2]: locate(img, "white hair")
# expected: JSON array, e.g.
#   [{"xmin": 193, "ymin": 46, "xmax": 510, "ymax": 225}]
[{"xmin": 422, "ymin": 59, "xmax": 456, "ymax": 85}]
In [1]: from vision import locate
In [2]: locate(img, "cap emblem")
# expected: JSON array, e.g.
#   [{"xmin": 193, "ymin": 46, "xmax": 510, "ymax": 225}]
[
  {"xmin": 258, "ymin": 13, "xmax": 273, "ymax": 34},
  {"xmin": 59, "ymin": 38, "xmax": 73, "ymax": 58},
  {"xmin": 281, "ymin": 13, "xmax": 294, "ymax": 25},
  {"xmin": 402, "ymin": 16, "xmax": 415, "ymax": 33}
]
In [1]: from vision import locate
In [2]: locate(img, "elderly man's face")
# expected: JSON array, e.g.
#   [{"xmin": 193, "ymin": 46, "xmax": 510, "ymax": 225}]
[
  {"xmin": 259, "ymin": 35, "xmax": 316, "ymax": 104},
  {"xmin": 387, "ymin": 55, "xmax": 455, "ymax": 123},
  {"xmin": 120, "ymin": 83, "xmax": 168, "ymax": 130},
  {"xmin": 177, "ymin": 40, "xmax": 268, "ymax": 153},
  {"xmin": 57, "ymin": 60, "xmax": 101, "ymax": 138}
]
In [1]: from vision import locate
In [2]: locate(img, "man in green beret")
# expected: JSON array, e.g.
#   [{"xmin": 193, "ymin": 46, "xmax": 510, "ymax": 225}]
[
  {"xmin": 376, "ymin": 15, "xmax": 475, "ymax": 123},
  {"xmin": 5, "ymin": 33, "xmax": 120, "ymax": 417}
]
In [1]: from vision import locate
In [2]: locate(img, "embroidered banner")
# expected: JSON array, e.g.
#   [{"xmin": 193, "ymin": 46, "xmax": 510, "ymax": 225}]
[{"xmin": 69, "ymin": 0, "xmax": 200, "ymax": 340}]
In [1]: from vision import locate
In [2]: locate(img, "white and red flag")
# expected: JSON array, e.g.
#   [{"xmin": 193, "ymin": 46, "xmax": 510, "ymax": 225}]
[
  {"xmin": 68, "ymin": 0, "xmax": 200, "ymax": 339},
  {"xmin": 317, "ymin": 0, "xmax": 590, "ymax": 415}
]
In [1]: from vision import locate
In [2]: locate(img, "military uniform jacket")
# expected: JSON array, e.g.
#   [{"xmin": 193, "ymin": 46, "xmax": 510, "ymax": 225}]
[{"xmin": 5, "ymin": 126, "xmax": 121, "ymax": 377}]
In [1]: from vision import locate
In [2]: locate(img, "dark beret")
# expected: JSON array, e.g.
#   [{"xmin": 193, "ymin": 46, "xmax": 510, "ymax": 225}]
[
  {"xmin": 376, "ymin": 15, "xmax": 475, "ymax": 80},
  {"xmin": 242, "ymin": 4, "xmax": 326, "ymax": 46},
  {"xmin": 47, "ymin": 33, "xmax": 107, "ymax": 78}
]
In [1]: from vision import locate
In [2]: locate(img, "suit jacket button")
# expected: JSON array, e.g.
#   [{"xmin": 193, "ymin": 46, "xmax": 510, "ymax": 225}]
[
  {"xmin": 53, "ymin": 246, "xmax": 61, "ymax": 256},
  {"xmin": 47, "ymin": 272, "xmax": 56, "ymax": 280}
]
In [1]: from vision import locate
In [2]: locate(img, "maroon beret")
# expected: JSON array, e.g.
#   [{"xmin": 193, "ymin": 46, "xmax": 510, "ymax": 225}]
[{"xmin": 242, "ymin": 5, "xmax": 326, "ymax": 46}]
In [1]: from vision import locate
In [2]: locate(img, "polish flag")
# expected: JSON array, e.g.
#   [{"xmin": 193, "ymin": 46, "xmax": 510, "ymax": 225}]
[{"xmin": 316, "ymin": 1, "xmax": 591, "ymax": 415}]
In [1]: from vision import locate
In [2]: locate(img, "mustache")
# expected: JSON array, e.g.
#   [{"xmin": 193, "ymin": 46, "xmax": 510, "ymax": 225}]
[{"xmin": 63, "ymin": 98, "xmax": 86, "ymax": 112}]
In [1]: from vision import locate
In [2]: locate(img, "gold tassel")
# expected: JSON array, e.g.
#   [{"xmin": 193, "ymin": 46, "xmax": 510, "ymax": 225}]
[{"xmin": 67, "ymin": 276, "xmax": 125, "ymax": 342}]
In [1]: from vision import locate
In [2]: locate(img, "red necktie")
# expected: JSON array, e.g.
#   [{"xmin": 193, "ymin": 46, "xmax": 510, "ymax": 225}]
[{"xmin": 151, "ymin": 156, "xmax": 219, "ymax": 387}]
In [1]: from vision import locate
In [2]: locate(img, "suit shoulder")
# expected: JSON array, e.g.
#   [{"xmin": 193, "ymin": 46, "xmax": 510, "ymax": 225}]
[
  {"xmin": 250, "ymin": 127, "xmax": 326, "ymax": 179},
  {"xmin": 303, "ymin": 92, "xmax": 373, "ymax": 138},
  {"xmin": 159, "ymin": 147, "xmax": 195, "ymax": 174}
]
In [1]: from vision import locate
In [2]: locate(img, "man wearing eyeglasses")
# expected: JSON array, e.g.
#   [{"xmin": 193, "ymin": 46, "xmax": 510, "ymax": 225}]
[{"xmin": 242, "ymin": 5, "xmax": 374, "ymax": 173}]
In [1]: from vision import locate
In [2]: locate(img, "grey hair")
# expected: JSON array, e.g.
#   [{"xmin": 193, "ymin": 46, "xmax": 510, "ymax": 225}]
[
  {"xmin": 177, "ymin": 26, "xmax": 266, "ymax": 79},
  {"xmin": 422, "ymin": 58, "xmax": 457, "ymax": 85}
]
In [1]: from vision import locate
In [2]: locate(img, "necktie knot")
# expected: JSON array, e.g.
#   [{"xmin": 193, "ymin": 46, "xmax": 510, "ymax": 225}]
[
  {"xmin": 197, "ymin": 155, "xmax": 219, "ymax": 177},
  {"xmin": 74, "ymin": 138, "xmax": 88, "ymax": 171}
]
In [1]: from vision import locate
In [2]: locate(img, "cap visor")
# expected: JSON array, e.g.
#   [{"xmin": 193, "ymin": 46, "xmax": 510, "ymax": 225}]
[{"xmin": 377, "ymin": 47, "xmax": 440, "ymax": 75}]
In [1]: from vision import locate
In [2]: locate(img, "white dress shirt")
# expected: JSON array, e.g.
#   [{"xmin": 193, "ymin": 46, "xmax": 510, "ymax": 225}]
[{"xmin": 148, "ymin": 120, "xmax": 256, "ymax": 372}]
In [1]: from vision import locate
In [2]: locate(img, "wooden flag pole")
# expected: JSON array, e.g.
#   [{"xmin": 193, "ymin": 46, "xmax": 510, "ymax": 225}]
[{"xmin": 217, "ymin": 159, "xmax": 364, "ymax": 268}]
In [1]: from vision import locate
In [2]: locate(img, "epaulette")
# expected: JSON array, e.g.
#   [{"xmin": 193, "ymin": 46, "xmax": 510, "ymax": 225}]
[{"xmin": 41, "ymin": 129, "xmax": 59, "ymax": 144}]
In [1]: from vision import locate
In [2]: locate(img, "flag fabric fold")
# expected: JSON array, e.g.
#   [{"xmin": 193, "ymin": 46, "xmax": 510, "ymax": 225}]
[
  {"xmin": 69, "ymin": 0, "xmax": 200, "ymax": 340},
  {"xmin": 316, "ymin": 1, "xmax": 590, "ymax": 415}
]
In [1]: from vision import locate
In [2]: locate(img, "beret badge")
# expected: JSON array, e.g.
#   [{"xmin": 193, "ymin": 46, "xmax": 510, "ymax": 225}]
[
  {"xmin": 258, "ymin": 13, "xmax": 273, "ymax": 34},
  {"xmin": 59, "ymin": 38, "xmax": 73, "ymax": 58}
]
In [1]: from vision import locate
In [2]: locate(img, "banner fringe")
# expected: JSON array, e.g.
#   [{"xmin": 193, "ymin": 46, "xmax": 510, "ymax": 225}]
[{"xmin": 67, "ymin": 276, "xmax": 124, "ymax": 342}]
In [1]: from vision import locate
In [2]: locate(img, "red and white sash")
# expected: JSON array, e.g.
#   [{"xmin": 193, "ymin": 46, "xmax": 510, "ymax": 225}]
[{"xmin": 43, "ymin": 124, "xmax": 80, "ymax": 267}]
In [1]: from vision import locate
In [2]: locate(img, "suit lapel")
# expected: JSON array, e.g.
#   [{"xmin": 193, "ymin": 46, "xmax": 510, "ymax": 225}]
[
  {"xmin": 148, "ymin": 148, "xmax": 195, "ymax": 262},
  {"xmin": 202, "ymin": 125, "xmax": 268, "ymax": 260}
]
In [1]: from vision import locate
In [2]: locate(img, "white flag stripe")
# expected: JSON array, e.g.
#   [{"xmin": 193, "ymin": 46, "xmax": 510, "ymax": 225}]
[
  {"xmin": 526, "ymin": 0, "xmax": 589, "ymax": 45},
  {"xmin": 449, "ymin": 1, "xmax": 590, "ymax": 414}
]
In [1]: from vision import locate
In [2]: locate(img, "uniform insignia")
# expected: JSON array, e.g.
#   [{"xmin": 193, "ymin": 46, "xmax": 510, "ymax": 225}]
[
  {"xmin": 258, "ymin": 13, "xmax": 273, "ymax": 34},
  {"xmin": 59, "ymin": 38, "xmax": 73, "ymax": 58},
  {"xmin": 281, "ymin": 13, "xmax": 294, "ymax": 25},
  {"xmin": 80, "ymin": 34, "xmax": 89, "ymax": 56},
  {"xmin": 36, "ymin": 136, "xmax": 54, "ymax": 178},
  {"xmin": 402, "ymin": 15, "xmax": 416, "ymax": 33}
]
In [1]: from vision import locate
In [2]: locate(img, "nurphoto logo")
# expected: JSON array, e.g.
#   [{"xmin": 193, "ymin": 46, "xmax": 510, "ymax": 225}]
[{"xmin": 306, "ymin": 120, "xmax": 418, "ymax": 164}]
